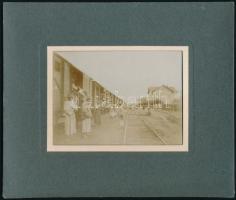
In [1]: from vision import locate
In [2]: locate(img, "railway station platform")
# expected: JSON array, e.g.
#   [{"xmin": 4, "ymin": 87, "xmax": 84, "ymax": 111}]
[{"xmin": 53, "ymin": 109, "xmax": 182, "ymax": 145}]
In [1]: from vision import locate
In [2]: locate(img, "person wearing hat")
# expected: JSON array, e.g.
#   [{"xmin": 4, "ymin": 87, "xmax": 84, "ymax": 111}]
[
  {"xmin": 81, "ymin": 97, "xmax": 92, "ymax": 137},
  {"xmin": 64, "ymin": 95, "xmax": 77, "ymax": 136}
]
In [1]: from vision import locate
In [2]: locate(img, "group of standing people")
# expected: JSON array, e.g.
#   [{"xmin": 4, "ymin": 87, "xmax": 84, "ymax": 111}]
[
  {"xmin": 63, "ymin": 91, "xmax": 102, "ymax": 138},
  {"xmin": 62, "ymin": 81, "xmax": 127, "ymax": 137}
]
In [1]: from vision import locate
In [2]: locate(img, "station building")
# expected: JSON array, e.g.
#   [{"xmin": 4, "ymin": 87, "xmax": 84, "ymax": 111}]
[{"xmin": 138, "ymin": 85, "xmax": 181, "ymax": 110}]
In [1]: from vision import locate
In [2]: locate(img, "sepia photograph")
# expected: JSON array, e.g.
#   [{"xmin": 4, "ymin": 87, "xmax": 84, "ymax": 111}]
[{"xmin": 47, "ymin": 46, "xmax": 188, "ymax": 151}]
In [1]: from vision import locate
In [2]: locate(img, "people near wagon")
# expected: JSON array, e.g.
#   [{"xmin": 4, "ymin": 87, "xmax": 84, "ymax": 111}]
[
  {"xmin": 64, "ymin": 95, "xmax": 77, "ymax": 136},
  {"xmin": 81, "ymin": 97, "xmax": 93, "ymax": 137}
]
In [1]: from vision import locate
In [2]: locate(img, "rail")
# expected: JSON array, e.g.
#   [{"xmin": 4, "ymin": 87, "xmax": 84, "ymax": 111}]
[{"xmin": 140, "ymin": 118, "xmax": 167, "ymax": 145}]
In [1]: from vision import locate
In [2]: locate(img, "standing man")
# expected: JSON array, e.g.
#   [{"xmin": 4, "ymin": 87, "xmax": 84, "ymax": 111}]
[
  {"xmin": 94, "ymin": 101, "xmax": 102, "ymax": 125},
  {"xmin": 81, "ymin": 97, "xmax": 92, "ymax": 137}
]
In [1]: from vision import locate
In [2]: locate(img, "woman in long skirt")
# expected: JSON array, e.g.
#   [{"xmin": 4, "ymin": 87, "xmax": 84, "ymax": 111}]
[{"xmin": 64, "ymin": 96, "xmax": 77, "ymax": 136}]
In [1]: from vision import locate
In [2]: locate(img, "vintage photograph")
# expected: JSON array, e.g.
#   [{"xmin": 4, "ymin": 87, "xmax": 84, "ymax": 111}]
[{"xmin": 47, "ymin": 46, "xmax": 188, "ymax": 151}]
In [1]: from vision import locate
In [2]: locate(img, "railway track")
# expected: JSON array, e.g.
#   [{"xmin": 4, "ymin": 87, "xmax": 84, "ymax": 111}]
[
  {"xmin": 123, "ymin": 112, "xmax": 167, "ymax": 145},
  {"xmin": 139, "ymin": 117, "xmax": 167, "ymax": 145}
]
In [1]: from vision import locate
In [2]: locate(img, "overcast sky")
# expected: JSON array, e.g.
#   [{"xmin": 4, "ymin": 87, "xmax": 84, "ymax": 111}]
[{"xmin": 58, "ymin": 51, "xmax": 182, "ymax": 102}]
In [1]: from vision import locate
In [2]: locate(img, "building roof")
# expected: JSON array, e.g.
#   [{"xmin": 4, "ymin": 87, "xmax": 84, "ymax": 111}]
[{"xmin": 148, "ymin": 85, "xmax": 177, "ymax": 94}]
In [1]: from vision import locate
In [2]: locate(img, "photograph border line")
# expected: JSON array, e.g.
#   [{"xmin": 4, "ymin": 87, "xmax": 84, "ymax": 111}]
[{"xmin": 47, "ymin": 46, "xmax": 189, "ymax": 152}]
